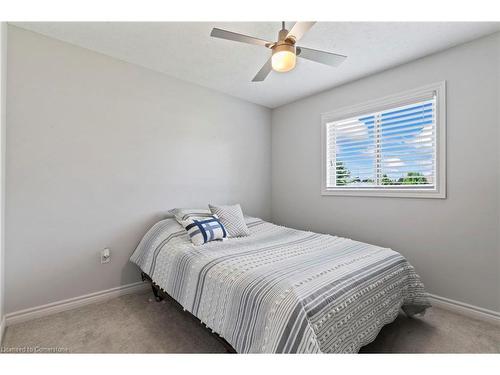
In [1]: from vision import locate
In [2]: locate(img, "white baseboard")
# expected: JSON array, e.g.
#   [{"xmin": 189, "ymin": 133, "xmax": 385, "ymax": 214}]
[
  {"xmin": 5, "ymin": 281, "xmax": 149, "ymax": 326},
  {"xmin": 0, "ymin": 316, "xmax": 5, "ymax": 345},
  {"xmin": 428, "ymin": 294, "xmax": 500, "ymax": 326}
]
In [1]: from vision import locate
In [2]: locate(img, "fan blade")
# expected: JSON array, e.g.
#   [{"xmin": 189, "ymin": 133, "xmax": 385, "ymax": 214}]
[
  {"xmin": 252, "ymin": 58, "xmax": 272, "ymax": 82},
  {"xmin": 286, "ymin": 22, "xmax": 316, "ymax": 42},
  {"xmin": 297, "ymin": 46, "xmax": 347, "ymax": 67},
  {"xmin": 210, "ymin": 28, "xmax": 271, "ymax": 47}
]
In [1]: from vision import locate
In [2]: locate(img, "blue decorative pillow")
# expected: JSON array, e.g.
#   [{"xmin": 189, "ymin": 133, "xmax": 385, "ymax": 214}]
[{"xmin": 180, "ymin": 215, "xmax": 227, "ymax": 246}]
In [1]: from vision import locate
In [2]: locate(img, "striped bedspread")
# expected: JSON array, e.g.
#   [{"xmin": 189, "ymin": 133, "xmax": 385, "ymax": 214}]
[{"xmin": 130, "ymin": 217, "xmax": 430, "ymax": 353}]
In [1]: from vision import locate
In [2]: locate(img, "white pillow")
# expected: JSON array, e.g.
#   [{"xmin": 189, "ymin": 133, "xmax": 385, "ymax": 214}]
[
  {"xmin": 169, "ymin": 208, "xmax": 212, "ymax": 222},
  {"xmin": 209, "ymin": 203, "xmax": 250, "ymax": 238}
]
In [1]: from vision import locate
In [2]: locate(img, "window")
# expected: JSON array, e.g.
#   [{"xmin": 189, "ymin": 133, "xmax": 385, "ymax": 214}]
[{"xmin": 321, "ymin": 82, "xmax": 446, "ymax": 198}]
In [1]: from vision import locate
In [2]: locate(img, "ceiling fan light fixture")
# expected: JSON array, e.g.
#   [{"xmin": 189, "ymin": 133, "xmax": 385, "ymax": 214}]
[
  {"xmin": 271, "ymin": 43, "xmax": 296, "ymax": 73},
  {"xmin": 210, "ymin": 22, "xmax": 346, "ymax": 82}
]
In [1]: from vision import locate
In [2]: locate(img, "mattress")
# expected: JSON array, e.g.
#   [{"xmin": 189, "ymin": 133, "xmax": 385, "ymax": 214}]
[{"xmin": 130, "ymin": 217, "xmax": 431, "ymax": 353}]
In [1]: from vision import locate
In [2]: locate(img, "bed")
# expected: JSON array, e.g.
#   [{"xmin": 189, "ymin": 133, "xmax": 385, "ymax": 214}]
[{"xmin": 130, "ymin": 216, "xmax": 430, "ymax": 353}]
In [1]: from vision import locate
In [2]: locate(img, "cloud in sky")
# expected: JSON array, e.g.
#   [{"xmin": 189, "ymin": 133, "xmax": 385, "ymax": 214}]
[
  {"xmin": 382, "ymin": 157, "xmax": 405, "ymax": 167},
  {"xmin": 404, "ymin": 122, "xmax": 434, "ymax": 148},
  {"xmin": 334, "ymin": 119, "xmax": 369, "ymax": 141}
]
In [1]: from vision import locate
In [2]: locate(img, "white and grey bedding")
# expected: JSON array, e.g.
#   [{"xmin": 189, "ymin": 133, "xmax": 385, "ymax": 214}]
[{"xmin": 130, "ymin": 217, "xmax": 430, "ymax": 353}]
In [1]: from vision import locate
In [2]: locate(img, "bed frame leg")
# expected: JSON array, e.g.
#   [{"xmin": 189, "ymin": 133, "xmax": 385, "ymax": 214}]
[
  {"xmin": 151, "ymin": 283, "xmax": 164, "ymax": 302},
  {"xmin": 141, "ymin": 272, "xmax": 164, "ymax": 302}
]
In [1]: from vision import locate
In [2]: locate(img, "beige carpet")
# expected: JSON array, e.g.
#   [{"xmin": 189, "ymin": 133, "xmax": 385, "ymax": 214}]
[{"xmin": 2, "ymin": 291, "xmax": 500, "ymax": 353}]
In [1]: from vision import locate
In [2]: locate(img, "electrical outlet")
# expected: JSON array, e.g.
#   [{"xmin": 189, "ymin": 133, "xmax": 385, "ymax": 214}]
[{"xmin": 101, "ymin": 248, "xmax": 111, "ymax": 264}]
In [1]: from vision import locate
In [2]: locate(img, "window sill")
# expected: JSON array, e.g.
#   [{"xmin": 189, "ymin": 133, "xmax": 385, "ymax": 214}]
[{"xmin": 321, "ymin": 187, "xmax": 446, "ymax": 199}]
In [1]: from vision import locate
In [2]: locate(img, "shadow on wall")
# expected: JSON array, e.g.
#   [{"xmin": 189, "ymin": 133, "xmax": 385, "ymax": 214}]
[{"xmin": 119, "ymin": 211, "xmax": 173, "ymax": 286}]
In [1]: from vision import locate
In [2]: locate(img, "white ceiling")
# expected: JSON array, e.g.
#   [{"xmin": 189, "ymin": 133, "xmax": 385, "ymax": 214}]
[{"xmin": 12, "ymin": 22, "xmax": 500, "ymax": 108}]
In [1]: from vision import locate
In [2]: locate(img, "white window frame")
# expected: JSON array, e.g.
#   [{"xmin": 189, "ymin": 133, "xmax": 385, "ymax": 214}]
[{"xmin": 321, "ymin": 81, "xmax": 446, "ymax": 198}]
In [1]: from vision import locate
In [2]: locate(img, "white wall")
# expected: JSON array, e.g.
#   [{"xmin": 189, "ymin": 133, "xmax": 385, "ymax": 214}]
[
  {"xmin": 5, "ymin": 26, "xmax": 272, "ymax": 313},
  {"xmin": 0, "ymin": 23, "xmax": 7, "ymax": 336},
  {"xmin": 272, "ymin": 32, "xmax": 500, "ymax": 313}
]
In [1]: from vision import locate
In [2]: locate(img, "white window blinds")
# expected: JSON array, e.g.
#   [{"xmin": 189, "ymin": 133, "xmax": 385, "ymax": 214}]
[{"xmin": 325, "ymin": 92, "xmax": 441, "ymax": 192}]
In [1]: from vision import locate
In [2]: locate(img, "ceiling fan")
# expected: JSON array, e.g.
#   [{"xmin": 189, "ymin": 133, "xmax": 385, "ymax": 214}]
[{"xmin": 210, "ymin": 22, "xmax": 347, "ymax": 82}]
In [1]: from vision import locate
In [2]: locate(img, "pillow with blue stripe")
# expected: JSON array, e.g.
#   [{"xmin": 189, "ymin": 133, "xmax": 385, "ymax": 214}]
[{"xmin": 179, "ymin": 215, "xmax": 228, "ymax": 246}]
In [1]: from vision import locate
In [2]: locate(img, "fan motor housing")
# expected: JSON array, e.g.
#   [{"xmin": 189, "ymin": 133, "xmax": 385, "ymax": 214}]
[{"xmin": 272, "ymin": 40, "xmax": 296, "ymax": 56}]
